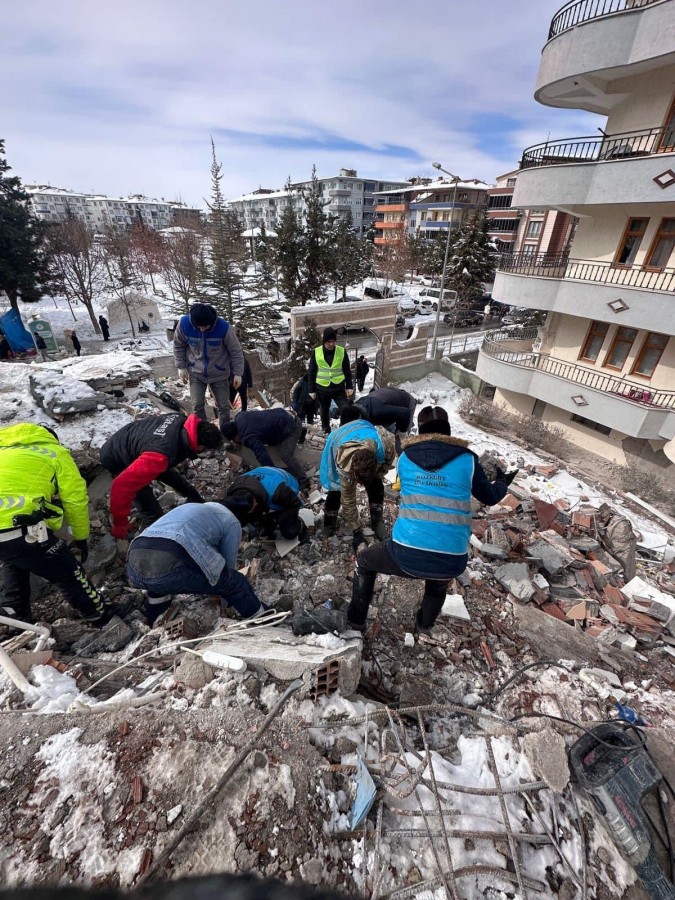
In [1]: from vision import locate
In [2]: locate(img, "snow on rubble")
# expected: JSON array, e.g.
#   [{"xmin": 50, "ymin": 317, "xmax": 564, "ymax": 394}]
[{"xmin": 0, "ymin": 369, "xmax": 673, "ymax": 896}]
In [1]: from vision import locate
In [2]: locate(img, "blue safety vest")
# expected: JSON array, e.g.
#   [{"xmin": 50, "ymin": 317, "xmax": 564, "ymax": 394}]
[
  {"xmin": 320, "ymin": 421, "xmax": 385, "ymax": 490},
  {"xmin": 393, "ymin": 452, "xmax": 474, "ymax": 556},
  {"xmin": 246, "ymin": 467, "xmax": 299, "ymax": 510},
  {"xmin": 178, "ymin": 314, "xmax": 230, "ymax": 380}
]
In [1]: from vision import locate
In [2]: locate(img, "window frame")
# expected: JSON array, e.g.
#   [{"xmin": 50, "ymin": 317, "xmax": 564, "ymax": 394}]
[
  {"xmin": 658, "ymin": 93, "xmax": 675, "ymax": 152},
  {"xmin": 613, "ymin": 217, "xmax": 649, "ymax": 268},
  {"xmin": 630, "ymin": 332, "xmax": 669, "ymax": 378},
  {"xmin": 603, "ymin": 326, "xmax": 639, "ymax": 371},
  {"xmin": 579, "ymin": 320, "xmax": 610, "ymax": 363},
  {"xmin": 643, "ymin": 217, "xmax": 675, "ymax": 271}
]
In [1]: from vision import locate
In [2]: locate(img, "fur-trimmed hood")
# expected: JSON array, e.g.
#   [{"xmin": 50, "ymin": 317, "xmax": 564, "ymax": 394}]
[{"xmin": 401, "ymin": 432, "xmax": 473, "ymax": 473}]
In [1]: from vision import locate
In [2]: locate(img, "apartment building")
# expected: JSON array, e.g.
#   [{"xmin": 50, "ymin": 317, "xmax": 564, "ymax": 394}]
[
  {"xmin": 26, "ymin": 186, "xmax": 201, "ymax": 230},
  {"xmin": 228, "ymin": 169, "xmax": 409, "ymax": 235},
  {"xmin": 477, "ymin": 0, "xmax": 675, "ymax": 470},
  {"xmin": 373, "ymin": 178, "xmax": 490, "ymax": 246}
]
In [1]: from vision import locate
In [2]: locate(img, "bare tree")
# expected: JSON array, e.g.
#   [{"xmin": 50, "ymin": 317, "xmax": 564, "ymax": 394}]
[
  {"xmin": 130, "ymin": 222, "xmax": 167, "ymax": 293},
  {"xmin": 161, "ymin": 219, "xmax": 205, "ymax": 314},
  {"xmin": 45, "ymin": 213, "xmax": 108, "ymax": 332},
  {"xmin": 101, "ymin": 226, "xmax": 144, "ymax": 337}
]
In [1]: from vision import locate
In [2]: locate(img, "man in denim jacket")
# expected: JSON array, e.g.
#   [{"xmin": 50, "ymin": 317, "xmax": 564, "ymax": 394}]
[{"xmin": 126, "ymin": 501, "xmax": 269, "ymax": 624}]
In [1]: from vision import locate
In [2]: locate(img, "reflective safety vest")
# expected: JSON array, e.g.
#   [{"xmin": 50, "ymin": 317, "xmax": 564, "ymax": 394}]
[
  {"xmin": 393, "ymin": 452, "xmax": 474, "ymax": 556},
  {"xmin": 314, "ymin": 345, "xmax": 345, "ymax": 387},
  {"xmin": 320, "ymin": 420, "xmax": 385, "ymax": 490},
  {"xmin": 246, "ymin": 467, "xmax": 299, "ymax": 510}
]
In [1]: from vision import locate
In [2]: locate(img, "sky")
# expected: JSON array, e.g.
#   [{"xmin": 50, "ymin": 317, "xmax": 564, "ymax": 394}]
[{"xmin": 2, "ymin": 0, "xmax": 602, "ymax": 208}]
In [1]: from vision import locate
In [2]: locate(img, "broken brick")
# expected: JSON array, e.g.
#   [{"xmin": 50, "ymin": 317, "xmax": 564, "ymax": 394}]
[
  {"xmin": 533, "ymin": 498, "xmax": 560, "ymax": 530},
  {"xmin": 541, "ymin": 602, "xmax": 568, "ymax": 622}
]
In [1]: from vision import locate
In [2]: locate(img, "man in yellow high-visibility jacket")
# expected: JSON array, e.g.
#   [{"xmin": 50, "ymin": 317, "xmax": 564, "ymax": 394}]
[
  {"xmin": 0, "ymin": 423, "xmax": 117, "ymax": 625},
  {"xmin": 307, "ymin": 327, "xmax": 353, "ymax": 434}
]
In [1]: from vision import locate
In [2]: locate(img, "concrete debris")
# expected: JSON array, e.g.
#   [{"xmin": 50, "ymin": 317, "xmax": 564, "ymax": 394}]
[
  {"xmin": 439, "ymin": 594, "xmax": 471, "ymax": 621},
  {"xmin": 522, "ymin": 729, "xmax": 570, "ymax": 794},
  {"xmin": 494, "ymin": 563, "xmax": 536, "ymax": 602},
  {"xmin": 29, "ymin": 370, "xmax": 118, "ymax": 417}
]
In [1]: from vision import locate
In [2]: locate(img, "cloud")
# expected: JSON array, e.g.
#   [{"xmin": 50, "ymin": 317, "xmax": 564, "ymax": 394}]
[{"xmin": 1, "ymin": 0, "xmax": 602, "ymax": 205}]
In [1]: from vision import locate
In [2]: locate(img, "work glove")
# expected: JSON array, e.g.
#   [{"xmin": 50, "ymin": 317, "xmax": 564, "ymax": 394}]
[
  {"xmin": 232, "ymin": 375, "xmax": 242, "ymax": 390},
  {"xmin": 72, "ymin": 539, "xmax": 89, "ymax": 564},
  {"xmin": 494, "ymin": 467, "xmax": 519, "ymax": 486},
  {"xmin": 111, "ymin": 521, "xmax": 129, "ymax": 541},
  {"xmin": 178, "ymin": 369, "xmax": 189, "ymax": 385},
  {"xmin": 345, "ymin": 389, "xmax": 354, "ymax": 398},
  {"xmin": 309, "ymin": 393, "xmax": 317, "ymax": 401},
  {"xmin": 352, "ymin": 528, "xmax": 366, "ymax": 554}
]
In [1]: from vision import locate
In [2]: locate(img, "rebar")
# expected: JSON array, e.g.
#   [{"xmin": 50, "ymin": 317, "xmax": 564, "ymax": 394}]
[
  {"xmin": 383, "ymin": 827, "xmax": 552, "ymax": 845},
  {"xmin": 486, "ymin": 737, "xmax": 527, "ymax": 898},
  {"xmin": 521, "ymin": 792, "xmax": 583, "ymax": 892},
  {"xmin": 383, "ymin": 866, "xmax": 546, "ymax": 899}
]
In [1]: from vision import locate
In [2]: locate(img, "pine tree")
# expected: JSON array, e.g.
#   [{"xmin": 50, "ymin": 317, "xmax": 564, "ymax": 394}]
[
  {"xmin": 287, "ymin": 316, "xmax": 321, "ymax": 385},
  {"xmin": 0, "ymin": 140, "xmax": 51, "ymax": 308},
  {"xmin": 275, "ymin": 181, "xmax": 303, "ymax": 304},
  {"xmin": 444, "ymin": 212, "xmax": 496, "ymax": 304},
  {"xmin": 298, "ymin": 165, "xmax": 331, "ymax": 305},
  {"xmin": 253, "ymin": 221, "xmax": 276, "ymax": 296},
  {"xmin": 200, "ymin": 139, "xmax": 245, "ymax": 321},
  {"xmin": 328, "ymin": 211, "xmax": 372, "ymax": 298}
]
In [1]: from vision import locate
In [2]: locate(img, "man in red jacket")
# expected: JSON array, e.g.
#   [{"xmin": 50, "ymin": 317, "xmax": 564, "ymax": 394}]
[{"xmin": 99, "ymin": 413, "xmax": 223, "ymax": 540}]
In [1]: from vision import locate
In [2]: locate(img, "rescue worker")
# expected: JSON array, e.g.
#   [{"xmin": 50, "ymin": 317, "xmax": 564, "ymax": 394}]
[
  {"xmin": 307, "ymin": 327, "xmax": 353, "ymax": 434},
  {"xmin": 347, "ymin": 406, "xmax": 517, "ymax": 635},
  {"xmin": 0, "ymin": 423, "xmax": 116, "ymax": 624},
  {"xmin": 99, "ymin": 413, "xmax": 223, "ymax": 540},
  {"xmin": 229, "ymin": 358, "xmax": 253, "ymax": 412},
  {"xmin": 319, "ymin": 419, "xmax": 396, "ymax": 550},
  {"xmin": 355, "ymin": 355, "xmax": 370, "ymax": 392},
  {"xmin": 353, "ymin": 387, "xmax": 417, "ymax": 433},
  {"xmin": 126, "ymin": 502, "xmax": 272, "ymax": 625},
  {"xmin": 173, "ymin": 302, "xmax": 245, "ymax": 431},
  {"xmin": 221, "ymin": 408, "xmax": 308, "ymax": 489},
  {"xmin": 224, "ymin": 466, "xmax": 305, "ymax": 540}
]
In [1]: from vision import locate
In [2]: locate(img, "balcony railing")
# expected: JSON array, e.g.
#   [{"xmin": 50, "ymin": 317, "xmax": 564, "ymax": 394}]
[
  {"xmin": 521, "ymin": 125, "xmax": 675, "ymax": 169},
  {"xmin": 548, "ymin": 0, "xmax": 660, "ymax": 40},
  {"xmin": 482, "ymin": 329, "xmax": 675, "ymax": 409},
  {"xmin": 498, "ymin": 251, "xmax": 675, "ymax": 292}
]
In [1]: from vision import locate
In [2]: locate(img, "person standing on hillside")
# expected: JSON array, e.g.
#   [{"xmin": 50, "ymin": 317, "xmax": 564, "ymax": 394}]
[
  {"xmin": 308, "ymin": 327, "xmax": 353, "ymax": 434},
  {"xmin": 355, "ymin": 355, "xmax": 370, "ymax": 392},
  {"xmin": 173, "ymin": 303, "xmax": 245, "ymax": 432},
  {"xmin": 71, "ymin": 331, "xmax": 82, "ymax": 357},
  {"xmin": 98, "ymin": 315, "xmax": 110, "ymax": 341}
]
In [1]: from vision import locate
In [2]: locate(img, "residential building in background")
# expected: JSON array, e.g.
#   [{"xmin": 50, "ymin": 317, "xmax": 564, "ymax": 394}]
[
  {"xmin": 26, "ymin": 186, "xmax": 202, "ymax": 229},
  {"xmin": 228, "ymin": 169, "xmax": 409, "ymax": 235},
  {"xmin": 478, "ymin": 0, "xmax": 675, "ymax": 471},
  {"xmin": 373, "ymin": 178, "xmax": 490, "ymax": 246}
]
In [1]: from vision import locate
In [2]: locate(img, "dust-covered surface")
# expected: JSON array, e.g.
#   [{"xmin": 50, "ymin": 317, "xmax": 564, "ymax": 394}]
[{"xmin": 0, "ymin": 368, "xmax": 673, "ymax": 898}]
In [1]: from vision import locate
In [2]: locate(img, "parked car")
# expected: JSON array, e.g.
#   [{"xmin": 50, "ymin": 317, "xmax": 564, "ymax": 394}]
[
  {"xmin": 337, "ymin": 322, "xmax": 368, "ymax": 334},
  {"xmin": 335, "ymin": 294, "xmax": 364, "ymax": 303},
  {"xmin": 418, "ymin": 275, "xmax": 440, "ymax": 287},
  {"xmin": 416, "ymin": 287, "xmax": 457, "ymax": 311},
  {"xmin": 443, "ymin": 309, "xmax": 483, "ymax": 328}
]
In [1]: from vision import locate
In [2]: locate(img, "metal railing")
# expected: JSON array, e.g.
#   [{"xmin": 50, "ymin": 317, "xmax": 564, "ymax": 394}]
[
  {"xmin": 521, "ymin": 125, "xmax": 675, "ymax": 169},
  {"xmin": 482, "ymin": 331, "xmax": 675, "ymax": 408},
  {"xmin": 498, "ymin": 251, "xmax": 675, "ymax": 292},
  {"xmin": 548, "ymin": 0, "xmax": 661, "ymax": 39}
]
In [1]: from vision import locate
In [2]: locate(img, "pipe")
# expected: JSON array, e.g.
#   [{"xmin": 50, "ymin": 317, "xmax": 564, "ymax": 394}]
[
  {"xmin": 0, "ymin": 615, "xmax": 51, "ymax": 651},
  {"xmin": 0, "ymin": 646, "xmax": 33, "ymax": 695}
]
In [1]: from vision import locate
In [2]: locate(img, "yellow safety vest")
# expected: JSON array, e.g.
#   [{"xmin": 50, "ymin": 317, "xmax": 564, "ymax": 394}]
[{"xmin": 315, "ymin": 345, "xmax": 345, "ymax": 387}]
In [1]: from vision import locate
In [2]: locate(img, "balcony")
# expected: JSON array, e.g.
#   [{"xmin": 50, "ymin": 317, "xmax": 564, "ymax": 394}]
[
  {"xmin": 487, "ymin": 219, "xmax": 520, "ymax": 233},
  {"xmin": 329, "ymin": 189, "xmax": 350, "ymax": 197},
  {"xmin": 513, "ymin": 128, "xmax": 675, "ymax": 208},
  {"xmin": 537, "ymin": 0, "xmax": 675, "ymax": 112},
  {"xmin": 494, "ymin": 252, "xmax": 675, "ymax": 331},
  {"xmin": 477, "ymin": 328, "xmax": 675, "ymax": 438},
  {"xmin": 375, "ymin": 203, "xmax": 407, "ymax": 213}
]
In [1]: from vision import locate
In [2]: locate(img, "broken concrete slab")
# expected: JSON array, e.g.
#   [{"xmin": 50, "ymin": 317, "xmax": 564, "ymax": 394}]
[
  {"xmin": 439, "ymin": 594, "xmax": 470, "ymax": 622},
  {"xmin": 522, "ymin": 729, "xmax": 570, "ymax": 794},
  {"xmin": 29, "ymin": 370, "xmax": 117, "ymax": 417},
  {"xmin": 494, "ymin": 563, "xmax": 536, "ymax": 602},
  {"xmin": 479, "ymin": 544, "xmax": 508, "ymax": 561},
  {"xmin": 72, "ymin": 617, "xmax": 134, "ymax": 655},
  {"xmin": 526, "ymin": 531, "xmax": 576, "ymax": 577}
]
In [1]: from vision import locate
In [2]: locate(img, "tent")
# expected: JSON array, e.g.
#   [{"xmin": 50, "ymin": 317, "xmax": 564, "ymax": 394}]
[
  {"xmin": 105, "ymin": 293, "xmax": 162, "ymax": 331},
  {"xmin": 0, "ymin": 308, "xmax": 37, "ymax": 354}
]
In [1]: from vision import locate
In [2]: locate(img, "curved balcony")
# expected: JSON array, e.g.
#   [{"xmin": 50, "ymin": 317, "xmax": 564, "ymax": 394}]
[
  {"xmin": 520, "ymin": 125, "xmax": 674, "ymax": 169},
  {"xmin": 477, "ymin": 328, "xmax": 675, "ymax": 438},
  {"xmin": 537, "ymin": 0, "xmax": 675, "ymax": 113},
  {"xmin": 494, "ymin": 252, "xmax": 675, "ymax": 331}
]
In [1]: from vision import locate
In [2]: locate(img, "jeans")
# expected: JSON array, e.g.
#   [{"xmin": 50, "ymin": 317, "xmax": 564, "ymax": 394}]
[
  {"xmin": 324, "ymin": 477, "xmax": 383, "ymax": 515},
  {"xmin": 126, "ymin": 537, "xmax": 261, "ymax": 618},
  {"xmin": 230, "ymin": 383, "xmax": 248, "ymax": 411},
  {"xmin": 348, "ymin": 538, "xmax": 449, "ymax": 629},
  {"xmin": 190, "ymin": 377, "xmax": 231, "ymax": 428},
  {"xmin": 276, "ymin": 418, "xmax": 307, "ymax": 486}
]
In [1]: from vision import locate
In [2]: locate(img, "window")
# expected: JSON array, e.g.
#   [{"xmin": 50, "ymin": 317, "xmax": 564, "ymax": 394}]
[
  {"xmin": 506, "ymin": 178, "xmax": 517, "ymax": 187},
  {"xmin": 571, "ymin": 414, "xmax": 612, "ymax": 435},
  {"xmin": 632, "ymin": 332, "xmax": 668, "ymax": 377},
  {"xmin": 526, "ymin": 220, "xmax": 543, "ymax": 238},
  {"xmin": 615, "ymin": 218, "xmax": 648, "ymax": 266},
  {"xmin": 659, "ymin": 95, "xmax": 675, "ymax": 151},
  {"xmin": 604, "ymin": 326, "xmax": 638, "ymax": 370},
  {"xmin": 644, "ymin": 218, "xmax": 675, "ymax": 270},
  {"xmin": 579, "ymin": 321, "xmax": 609, "ymax": 362}
]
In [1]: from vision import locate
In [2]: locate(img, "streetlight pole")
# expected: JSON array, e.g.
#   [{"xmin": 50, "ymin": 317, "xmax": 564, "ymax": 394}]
[{"xmin": 430, "ymin": 162, "xmax": 461, "ymax": 358}]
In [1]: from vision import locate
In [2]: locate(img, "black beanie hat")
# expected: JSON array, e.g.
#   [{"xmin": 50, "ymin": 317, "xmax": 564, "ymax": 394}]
[
  {"xmin": 322, "ymin": 327, "xmax": 338, "ymax": 343},
  {"xmin": 189, "ymin": 303, "xmax": 218, "ymax": 328},
  {"xmin": 418, "ymin": 405, "xmax": 451, "ymax": 436}
]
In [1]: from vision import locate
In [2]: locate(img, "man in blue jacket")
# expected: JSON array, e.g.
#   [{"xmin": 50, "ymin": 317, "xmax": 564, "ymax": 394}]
[
  {"xmin": 126, "ymin": 501, "xmax": 270, "ymax": 624},
  {"xmin": 224, "ymin": 466, "xmax": 305, "ymax": 540},
  {"xmin": 347, "ymin": 406, "xmax": 517, "ymax": 636},
  {"xmin": 221, "ymin": 408, "xmax": 307, "ymax": 489},
  {"xmin": 173, "ymin": 303, "xmax": 245, "ymax": 431}
]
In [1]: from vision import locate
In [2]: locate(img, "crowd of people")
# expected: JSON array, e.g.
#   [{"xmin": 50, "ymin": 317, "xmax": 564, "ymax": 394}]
[{"xmin": 0, "ymin": 302, "xmax": 517, "ymax": 638}]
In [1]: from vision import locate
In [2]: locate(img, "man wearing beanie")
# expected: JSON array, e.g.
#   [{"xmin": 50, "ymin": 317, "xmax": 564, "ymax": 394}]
[
  {"xmin": 307, "ymin": 326, "xmax": 353, "ymax": 434},
  {"xmin": 173, "ymin": 302, "xmax": 245, "ymax": 431}
]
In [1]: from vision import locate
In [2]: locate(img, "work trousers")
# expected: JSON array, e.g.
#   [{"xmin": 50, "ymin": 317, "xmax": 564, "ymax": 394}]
[
  {"xmin": 316, "ymin": 387, "xmax": 351, "ymax": 432},
  {"xmin": 348, "ymin": 539, "xmax": 449, "ymax": 630},
  {"xmin": 0, "ymin": 532, "xmax": 106, "ymax": 621},
  {"xmin": 325, "ymin": 476, "xmax": 384, "ymax": 517},
  {"xmin": 274, "ymin": 418, "xmax": 307, "ymax": 487},
  {"xmin": 230, "ymin": 383, "xmax": 248, "ymax": 412},
  {"xmin": 190, "ymin": 376, "xmax": 231, "ymax": 429}
]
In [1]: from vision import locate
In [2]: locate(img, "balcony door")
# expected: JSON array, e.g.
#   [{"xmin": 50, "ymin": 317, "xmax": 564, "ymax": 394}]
[
  {"xmin": 644, "ymin": 218, "xmax": 675, "ymax": 271},
  {"xmin": 659, "ymin": 95, "xmax": 675, "ymax": 152}
]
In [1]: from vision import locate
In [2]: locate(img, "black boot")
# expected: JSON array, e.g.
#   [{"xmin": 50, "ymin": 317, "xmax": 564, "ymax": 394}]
[
  {"xmin": 321, "ymin": 511, "xmax": 338, "ymax": 538},
  {"xmin": 346, "ymin": 566, "xmax": 376, "ymax": 632},
  {"xmin": 369, "ymin": 504, "xmax": 386, "ymax": 541}
]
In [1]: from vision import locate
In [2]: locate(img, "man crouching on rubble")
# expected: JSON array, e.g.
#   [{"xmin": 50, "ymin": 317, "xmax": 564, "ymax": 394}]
[
  {"xmin": 126, "ymin": 501, "xmax": 272, "ymax": 624},
  {"xmin": 223, "ymin": 466, "xmax": 307, "ymax": 541},
  {"xmin": 100, "ymin": 413, "xmax": 223, "ymax": 541},
  {"xmin": 0, "ymin": 423, "xmax": 121, "ymax": 625},
  {"xmin": 347, "ymin": 406, "xmax": 517, "ymax": 636},
  {"xmin": 319, "ymin": 418, "xmax": 396, "ymax": 549}
]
